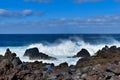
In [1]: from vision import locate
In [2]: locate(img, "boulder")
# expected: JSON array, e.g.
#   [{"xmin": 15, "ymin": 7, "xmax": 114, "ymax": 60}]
[
  {"xmin": 59, "ymin": 62, "xmax": 68, "ymax": 68},
  {"xmin": 24, "ymin": 47, "xmax": 56, "ymax": 60},
  {"xmin": 24, "ymin": 47, "xmax": 39, "ymax": 57},
  {"xmin": 73, "ymin": 48, "xmax": 90, "ymax": 58}
]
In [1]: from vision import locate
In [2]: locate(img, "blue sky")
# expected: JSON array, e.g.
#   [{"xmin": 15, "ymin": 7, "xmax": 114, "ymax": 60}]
[{"xmin": 0, "ymin": 0, "xmax": 120, "ymax": 34}]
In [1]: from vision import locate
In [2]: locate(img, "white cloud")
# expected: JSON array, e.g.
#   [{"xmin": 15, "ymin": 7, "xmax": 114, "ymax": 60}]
[
  {"xmin": 0, "ymin": 15, "xmax": 120, "ymax": 27},
  {"xmin": 0, "ymin": 9, "xmax": 43, "ymax": 17},
  {"xmin": 0, "ymin": 15, "xmax": 120, "ymax": 33}
]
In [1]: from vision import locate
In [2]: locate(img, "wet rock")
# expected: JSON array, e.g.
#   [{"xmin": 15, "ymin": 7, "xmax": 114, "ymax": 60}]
[
  {"xmin": 24, "ymin": 47, "xmax": 56, "ymax": 60},
  {"xmin": 24, "ymin": 47, "xmax": 39, "ymax": 57},
  {"xmin": 73, "ymin": 48, "xmax": 90, "ymax": 58},
  {"xmin": 1, "ymin": 46, "xmax": 120, "ymax": 80}
]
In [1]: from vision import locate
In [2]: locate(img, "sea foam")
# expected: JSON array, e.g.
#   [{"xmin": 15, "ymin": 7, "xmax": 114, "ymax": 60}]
[{"xmin": 0, "ymin": 36, "xmax": 120, "ymax": 65}]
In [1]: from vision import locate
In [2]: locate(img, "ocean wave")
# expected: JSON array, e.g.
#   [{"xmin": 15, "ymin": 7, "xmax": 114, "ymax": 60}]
[{"xmin": 0, "ymin": 36, "xmax": 120, "ymax": 65}]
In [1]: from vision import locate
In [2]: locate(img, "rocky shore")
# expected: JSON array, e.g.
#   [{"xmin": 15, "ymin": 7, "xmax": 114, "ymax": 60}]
[
  {"xmin": 24, "ymin": 47, "xmax": 56, "ymax": 60},
  {"xmin": 0, "ymin": 46, "xmax": 120, "ymax": 80}
]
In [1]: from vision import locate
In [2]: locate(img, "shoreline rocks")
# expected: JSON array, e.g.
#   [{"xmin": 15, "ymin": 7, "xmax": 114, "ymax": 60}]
[
  {"xmin": 24, "ymin": 47, "xmax": 56, "ymax": 60},
  {"xmin": 0, "ymin": 46, "xmax": 120, "ymax": 80},
  {"xmin": 68, "ymin": 48, "xmax": 91, "ymax": 58},
  {"xmin": 73, "ymin": 48, "xmax": 91, "ymax": 58}
]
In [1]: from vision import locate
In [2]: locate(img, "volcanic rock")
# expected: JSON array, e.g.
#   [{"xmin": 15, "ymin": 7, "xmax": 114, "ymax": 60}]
[
  {"xmin": 4, "ymin": 48, "xmax": 12, "ymax": 59},
  {"xmin": 0, "ymin": 47, "xmax": 120, "ymax": 80},
  {"xmin": 24, "ymin": 47, "xmax": 56, "ymax": 60},
  {"xmin": 12, "ymin": 57, "xmax": 22, "ymax": 68},
  {"xmin": 59, "ymin": 62, "xmax": 68, "ymax": 68},
  {"xmin": 73, "ymin": 48, "xmax": 90, "ymax": 58}
]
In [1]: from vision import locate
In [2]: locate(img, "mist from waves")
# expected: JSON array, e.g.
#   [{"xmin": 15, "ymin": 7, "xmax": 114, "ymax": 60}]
[{"xmin": 0, "ymin": 36, "xmax": 120, "ymax": 65}]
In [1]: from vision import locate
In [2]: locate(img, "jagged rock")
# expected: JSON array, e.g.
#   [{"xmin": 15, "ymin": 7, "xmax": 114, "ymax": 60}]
[
  {"xmin": 24, "ymin": 47, "xmax": 56, "ymax": 60},
  {"xmin": 12, "ymin": 57, "xmax": 22, "ymax": 68},
  {"xmin": 102, "ymin": 45, "xmax": 109, "ymax": 51},
  {"xmin": 1, "ymin": 46, "xmax": 120, "ymax": 80},
  {"xmin": 76, "ymin": 45, "xmax": 120, "ymax": 68},
  {"xmin": 73, "ymin": 48, "xmax": 90, "ymax": 58},
  {"xmin": 11, "ymin": 53, "xmax": 17, "ymax": 58},
  {"xmin": 108, "ymin": 46, "xmax": 118, "ymax": 53},
  {"xmin": 110, "ymin": 46, "xmax": 117, "ymax": 51},
  {"xmin": 4, "ymin": 48, "xmax": 12, "ymax": 59},
  {"xmin": 4, "ymin": 49, "xmax": 17, "ymax": 61},
  {"xmin": 95, "ymin": 45, "xmax": 120, "ymax": 59},
  {"xmin": 24, "ymin": 47, "xmax": 39, "ymax": 57}
]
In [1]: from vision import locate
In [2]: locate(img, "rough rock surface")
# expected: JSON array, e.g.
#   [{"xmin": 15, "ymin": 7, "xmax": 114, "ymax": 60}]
[
  {"xmin": 24, "ymin": 47, "xmax": 56, "ymax": 60},
  {"xmin": 73, "ymin": 48, "xmax": 91, "ymax": 58},
  {"xmin": 0, "ymin": 46, "xmax": 120, "ymax": 80}
]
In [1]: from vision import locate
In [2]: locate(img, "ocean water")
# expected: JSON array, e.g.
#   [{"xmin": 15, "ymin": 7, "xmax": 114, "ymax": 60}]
[{"xmin": 0, "ymin": 34, "xmax": 120, "ymax": 65}]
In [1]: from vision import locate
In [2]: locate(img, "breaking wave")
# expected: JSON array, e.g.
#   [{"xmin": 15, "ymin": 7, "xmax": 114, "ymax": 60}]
[{"xmin": 0, "ymin": 36, "xmax": 120, "ymax": 65}]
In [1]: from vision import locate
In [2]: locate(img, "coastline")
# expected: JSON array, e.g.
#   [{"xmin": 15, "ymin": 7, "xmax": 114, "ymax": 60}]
[{"xmin": 0, "ymin": 45, "xmax": 120, "ymax": 80}]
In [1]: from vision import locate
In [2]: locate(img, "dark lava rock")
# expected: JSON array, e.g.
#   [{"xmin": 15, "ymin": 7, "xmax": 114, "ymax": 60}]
[
  {"xmin": 76, "ymin": 45, "xmax": 120, "ymax": 68},
  {"xmin": 102, "ymin": 45, "xmax": 109, "ymax": 51},
  {"xmin": 24, "ymin": 47, "xmax": 56, "ymax": 60},
  {"xmin": 73, "ymin": 48, "xmax": 90, "ymax": 58},
  {"xmin": 12, "ymin": 57, "xmax": 22, "ymax": 68},
  {"xmin": 109, "ymin": 46, "xmax": 118, "ymax": 53},
  {"xmin": 59, "ymin": 62, "xmax": 68, "ymax": 68},
  {"xmin": 4, "ymin": 48, "xmax": 12, "ymax": 59},
  {"xmin": 12, "ymin": 53, "xmax": 17, "ymax": 57},
  {"xmin": 96, "ymin": 45, "xmax": 120, "ymax": 58},
  {"xmin": 0, "ymin": 59, "xmax": 11, "ymax": 69},
  {"xmin": 24, "ymin": 47, "xmax": 39, "ymax": 57},
  {"xmin": 76, "ymin": 57, "xmax": 91, "ymax": 67},
  {"xmin": 4, "ymin": 48, "xmax": 17, "ymax": 61}
]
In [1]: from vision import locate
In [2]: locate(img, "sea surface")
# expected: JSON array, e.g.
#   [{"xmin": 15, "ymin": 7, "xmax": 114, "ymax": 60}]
[{"xmin": 0, "ymin": 34, "xmax": 120, "ymax": 65}]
